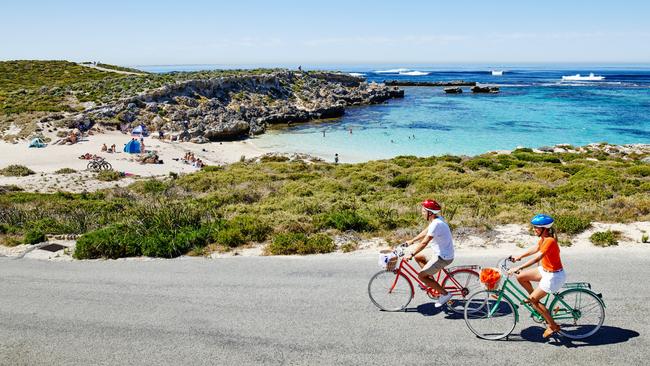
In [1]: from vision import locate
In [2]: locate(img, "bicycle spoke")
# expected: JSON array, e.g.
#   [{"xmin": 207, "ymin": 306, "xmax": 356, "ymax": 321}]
[{"xmin": 368, "ymin": 271, "xmax": 413, "ymax": 311}]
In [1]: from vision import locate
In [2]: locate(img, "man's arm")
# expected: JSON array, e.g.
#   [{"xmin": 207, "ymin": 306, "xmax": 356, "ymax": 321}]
[
  {"xmin": 407, "ymin": 227, "xmax": 428, "ymax": 245},
  {"xmin": 406, "ymin": 235, "xmax": 432, "ymax": 260}
]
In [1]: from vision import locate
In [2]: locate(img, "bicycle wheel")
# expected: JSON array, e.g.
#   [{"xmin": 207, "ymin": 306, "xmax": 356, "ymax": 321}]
[
  {"xmin": 100, "ymin": 161, "xmax": 112, "ymax": 171},
  {"xmin": 551, "ymin": 289, "xmax": 605, "ymax": 339},
  {"xmin": 87, "ymin": 161, "xmax": 96, "ymax": 171},
  {"xmin": 464, "ymin": 290, "xmax": 517, "ymax": 340},
  {"xmin": 368, "ymin": 270, "xmax": 413, "ymax": 311},
  {"xmin": 443, "ymin": 269, "xmax": 481, "ymax": 314}
]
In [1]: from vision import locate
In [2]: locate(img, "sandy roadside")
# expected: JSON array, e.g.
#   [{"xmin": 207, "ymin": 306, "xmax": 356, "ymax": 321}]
[
  {"xmin": 3, "ymin": 222, "xmax": 647, "ymax": 261},
  {"xmin": 0, "ymin": 130, "xmax": 270, "ymax": 192}
]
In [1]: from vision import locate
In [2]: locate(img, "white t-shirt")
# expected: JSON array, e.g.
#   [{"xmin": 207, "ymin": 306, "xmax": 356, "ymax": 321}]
[{"xmin": 425, "ymin": 217, "xmax": 454, "ymax": 260}]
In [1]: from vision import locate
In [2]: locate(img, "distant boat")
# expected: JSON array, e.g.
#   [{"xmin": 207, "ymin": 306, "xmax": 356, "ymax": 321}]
[
  {"xmin": 491, "ymin": 70, "xmax": 504, "ymax": 76},
  {"xmin": 561, "ymin": 73, "xmax": 605, "ymax": 81}
]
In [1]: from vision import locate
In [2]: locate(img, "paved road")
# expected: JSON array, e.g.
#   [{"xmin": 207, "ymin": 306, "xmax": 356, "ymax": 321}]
[{"xmin": 1, "ymin": 251, "xmax": 647, "ymax": 365}]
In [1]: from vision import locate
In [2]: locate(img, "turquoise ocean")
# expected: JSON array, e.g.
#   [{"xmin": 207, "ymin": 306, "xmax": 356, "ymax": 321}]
[{"xmin": 138, "ymin": 64, "xmax": 650, "ymax": 161}]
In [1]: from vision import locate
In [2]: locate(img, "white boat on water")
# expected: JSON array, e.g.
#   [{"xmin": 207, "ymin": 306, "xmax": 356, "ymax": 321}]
[
  {"xmin": 561, "ymin": 73, "xmax": 605, "ymax": 81},
  {"xmin": 491, "ymin": 70, "xmax": 504, "ymax": 76}
]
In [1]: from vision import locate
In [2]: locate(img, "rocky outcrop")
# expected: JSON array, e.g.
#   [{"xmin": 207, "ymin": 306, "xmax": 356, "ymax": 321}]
[
  {"xmin": 444, "ymin": 87, "xmax": 463, "ymax": 94},
  {"xmin": 471, "ymin": 85, "xmax": 499, "ymax": 94},
  {"xmin": 385, "ymin": 80, "xmax": 476, "ymax": 87},
  {"xmin": 71, "ymin": 71, "xmax": 403, "ymax": 141}
]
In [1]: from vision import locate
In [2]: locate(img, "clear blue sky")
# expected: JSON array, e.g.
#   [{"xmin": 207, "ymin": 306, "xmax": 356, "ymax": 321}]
[{"xmin": 2, "ymin": 0, "xmax": 649, "ymax": 66}]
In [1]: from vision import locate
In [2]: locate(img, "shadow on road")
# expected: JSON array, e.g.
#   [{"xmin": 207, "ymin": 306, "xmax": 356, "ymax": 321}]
[
  {"xmin": 521, "ymin": 325, "xmax": 640, "ymax": 347},
  {"xmin": 403, "ymin": 303, "xmax": 465, "ymax": 319}
]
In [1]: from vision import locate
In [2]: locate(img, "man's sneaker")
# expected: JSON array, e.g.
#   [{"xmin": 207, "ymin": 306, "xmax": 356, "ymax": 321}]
[{"xmin": 434, "ymin": 292, "xmax": 453, "ymax": 308}]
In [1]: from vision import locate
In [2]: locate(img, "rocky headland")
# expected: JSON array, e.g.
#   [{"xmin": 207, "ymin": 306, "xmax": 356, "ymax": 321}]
[{"xmin": 67, "ymin": 71, "xmax": 404, "ymax": 142}]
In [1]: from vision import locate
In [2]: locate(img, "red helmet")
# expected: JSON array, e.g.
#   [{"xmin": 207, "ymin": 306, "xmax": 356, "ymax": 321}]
[{"xmin": 421, "ymin": 199, "xmax": 441, "ymax": 213}]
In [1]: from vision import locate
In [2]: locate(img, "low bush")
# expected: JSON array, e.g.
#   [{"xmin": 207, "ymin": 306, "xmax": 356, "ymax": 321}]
[
  {"xmin": 389, "ymin": 175, "xmax": 412, "ymax": 188},
  {"xmin": 317, "ymin": 210, "xmax": 373, "ymax": 232},
  {"xmin": 97, "ymin": 170, "xmax": 123, "ymax": 181},
  {"xmin": 0, "ymin": 165, "xmax": 35, "ymax": 176},
  {"xmin": 74, "ymin": 224, "xmax": 140, "ymax": 259},
  {"xmin": 267, "ymin": 233, "xmax": 335, "ymax": 255},
  {"xmin": 554, "ymin": 215, "xmax": 591, "ymax": 235},
  {"xmin": 55, "ymin": 168, "xmax": 76, "ymax": 174},
  {"xmin": 23, "ymin": 229, "xmax": 46, "ymax": 244},
  {"xmin": 590, "ymin": 230, "xmax": 620, "ymax": 247}
]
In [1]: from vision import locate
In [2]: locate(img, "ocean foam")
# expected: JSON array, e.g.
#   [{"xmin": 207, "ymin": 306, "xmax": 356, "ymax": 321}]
[
  {"xmin": 374, "ymin": 68, "xmax": 410, "ymax": 74},
  {"xmin": 398, "ymin": 71, "xmax": 429, "ymax": 76},
  {"xmin": 349, "ymin": 73, "xmax": 365, "ymax": 77}
]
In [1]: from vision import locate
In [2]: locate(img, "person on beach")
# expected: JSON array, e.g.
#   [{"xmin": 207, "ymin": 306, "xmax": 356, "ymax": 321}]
[
  {"xmin": 110, "ymin": 144, "xmax": 116, "ymax": 153},
  {"xmin": 140, "ymin": 138, "xmax": 145, "ymax": 152},
  {"xmin": 334, "ymin": 153, "xmax": 339, "ymax": 164},
  {"xmin": 101, "ymin": 144, "xmax": 108, "ymax": 152},
  {"xmin": 508, "ymin": 214, "xmax": 566, "ymax": 338},
  {"xmin": 403, "ymin": 199, "xmax": 455, "ymax": 307}
]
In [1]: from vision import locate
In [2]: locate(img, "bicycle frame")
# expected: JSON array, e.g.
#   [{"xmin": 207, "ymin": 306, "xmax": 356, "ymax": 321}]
[
  {"xmin": 492, "ymin": 275, "xmax": 592, "ymax": 323},
  {"xmin": 390, "ymin": 258, "xmax": 470, "ymax": 298}
]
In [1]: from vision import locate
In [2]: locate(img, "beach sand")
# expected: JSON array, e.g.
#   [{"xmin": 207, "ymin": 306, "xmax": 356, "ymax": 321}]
[{"xmin": 0, "ymin": 130, "xmax": 270, "ymax": 192}]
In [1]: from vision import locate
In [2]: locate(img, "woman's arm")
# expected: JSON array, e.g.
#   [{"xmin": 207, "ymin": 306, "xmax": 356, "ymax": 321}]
[
  {"xmin": 513, "ymin": 243, "xmax": 540, "ymax": 262},
  {"xmin": 511, "ymin": 252, "xmax": 543, "ymax": 274}
]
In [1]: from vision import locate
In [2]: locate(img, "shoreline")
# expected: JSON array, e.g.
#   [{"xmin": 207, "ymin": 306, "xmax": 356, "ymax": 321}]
[{"xmin": 1, "ymin": 127, "xmax": 649, "ymax": 193}]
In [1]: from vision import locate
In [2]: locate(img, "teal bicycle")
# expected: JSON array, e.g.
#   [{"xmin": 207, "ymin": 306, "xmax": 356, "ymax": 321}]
[{"xmin": 464, "ymin": 257, "xmax": 606, "ymax": 340}]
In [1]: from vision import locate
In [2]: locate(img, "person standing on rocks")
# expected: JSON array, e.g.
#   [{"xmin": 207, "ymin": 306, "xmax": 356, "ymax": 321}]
[{"xmin": 334, "ymin": 153, "xmax": 339, "ymax": 164}]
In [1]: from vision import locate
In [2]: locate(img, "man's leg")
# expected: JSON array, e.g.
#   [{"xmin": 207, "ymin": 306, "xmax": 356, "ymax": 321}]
[{"xmin": 418, "ymin": 258, "xmax": 449, "ymax": 295}]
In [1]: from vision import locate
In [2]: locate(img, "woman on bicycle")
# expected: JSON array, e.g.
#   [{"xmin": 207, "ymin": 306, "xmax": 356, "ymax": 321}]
[
  {"xmin": 508, "ymin": 214, "xmax": 566, "ymax": 338},
  {"xmin": 404, "ymin": 199, "xmax": 455, "ymax": 307}
]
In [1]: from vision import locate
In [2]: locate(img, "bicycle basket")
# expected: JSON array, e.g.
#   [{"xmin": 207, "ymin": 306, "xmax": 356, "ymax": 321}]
[
  {"xmin": 480, "ymin": 267, "xmax": 502, "ymax": 290},
  {"xmin": 378, "ymin": 250, "xmax": 398, "ymax": 271}
]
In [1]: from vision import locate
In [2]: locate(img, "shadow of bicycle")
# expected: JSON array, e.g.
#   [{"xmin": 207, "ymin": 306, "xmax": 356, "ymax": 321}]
[
  {"xmin": 403, "ymin": 303, "xmax": 466, "ymax": 319},
  {"xmin": 521, "ymin": 325, "xmax": 639, "ymax": 347}
]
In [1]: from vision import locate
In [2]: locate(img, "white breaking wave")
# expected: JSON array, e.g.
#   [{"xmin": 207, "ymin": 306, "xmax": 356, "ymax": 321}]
[
  {"xmin": 398, "ymin": 71, "xmax": 429, "ymax": 76},
  {"xmin": 349, "ymin": 72, "xmax": 365, "ymax": 77},
  {"xmin": 374, "ymin": 68, "xmax": 410, "ymax": 74}
]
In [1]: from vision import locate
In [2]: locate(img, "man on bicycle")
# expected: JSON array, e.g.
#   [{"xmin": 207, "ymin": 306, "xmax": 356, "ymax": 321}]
[{"xmin": 404, "ymin": 199, "xmax": 455, "ymax": 307}]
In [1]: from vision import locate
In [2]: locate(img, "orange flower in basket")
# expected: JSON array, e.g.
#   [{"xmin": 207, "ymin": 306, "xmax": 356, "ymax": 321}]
[{"xmin": 480, "ymin": 268, "xmax": 502, "ymax": 290}]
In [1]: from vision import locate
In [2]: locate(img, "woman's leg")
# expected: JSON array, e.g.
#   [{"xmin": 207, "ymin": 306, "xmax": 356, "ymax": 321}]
[
  {"xmin": 528, "ymin": 287, "xmax": 560, "ymax": 334},
  {"xmin": 516, "ymin": 268, "xmax": 542, "ymax": 294}
]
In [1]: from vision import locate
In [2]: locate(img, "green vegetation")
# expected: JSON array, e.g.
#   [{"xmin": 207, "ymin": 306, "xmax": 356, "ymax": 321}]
[
  {"xmin": 55, "ymin": 168, "xmax": 76, "ymax": 174},
  {"xmin": 642, "ymin": 233, "xmax": 649, "ymax": 243},
  {"xmin": 0, "ymin": 165, "xmax": 35, "ymax": 177},
  {"xmin": 1, "ymin": 151, "xmax": 649, "ymax": 259},
  {"xmin": 23, "ymin": 229, "xmax": 46, "ymax": 245},
  {"xmin": 97, "ymin": 170, "xmax": 122, "ymax": 181},
  {"xmin": 590, "ymin": 230, "xmax": 621, "ymax": 247}
]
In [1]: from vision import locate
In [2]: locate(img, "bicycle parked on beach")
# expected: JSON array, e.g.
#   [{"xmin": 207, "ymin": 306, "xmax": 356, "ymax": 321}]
[
  {"xmin": 368, "ymin": 244, "xmax": 482, "ymax": 313},
  {"xmin": 87, "ymin": 157, "xmax": 112, "ymax": 172},
  {"xmin": 463, "ymin": 257, "xmax": 606, "ymax": 340}
]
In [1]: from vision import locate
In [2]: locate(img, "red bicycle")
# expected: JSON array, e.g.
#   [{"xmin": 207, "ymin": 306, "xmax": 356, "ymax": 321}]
[{"xmin": 368, "ymin": 244, "xmax": 482, "ymax": 313}]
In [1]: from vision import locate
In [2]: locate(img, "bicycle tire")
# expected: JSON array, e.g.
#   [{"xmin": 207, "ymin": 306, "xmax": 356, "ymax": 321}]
[
  {"xmin": 100, "ymin": 161, "xmax": 112, "ymax": 171},
  {"xmin": 368, "ymin": 270, "xmax": 413, "ymax": 311},
  {"xmin": 551, "ymin": 288, "xmax": 605, "ymax": 339},
  {"xmin": 464, "ymin": 290, "xmax": 518, "ymax": 340},
  {"xmin": 87, "ymin": 161, "xmax": 96, "ymax": 171},
  {"xmin": 442, "ymin": 269, "xmax": 481, "ymax": 314}
]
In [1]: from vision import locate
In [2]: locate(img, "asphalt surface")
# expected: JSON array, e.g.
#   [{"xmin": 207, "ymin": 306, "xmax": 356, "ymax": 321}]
[{"xmin": 0, "ymin": 250, "xmax": 647, "ymax": 365}]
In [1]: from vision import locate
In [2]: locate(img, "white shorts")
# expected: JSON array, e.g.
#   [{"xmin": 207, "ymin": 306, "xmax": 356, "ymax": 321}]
[{"xmin": 537, "ymin": 267, "xmax": 566, "ymax": 294}]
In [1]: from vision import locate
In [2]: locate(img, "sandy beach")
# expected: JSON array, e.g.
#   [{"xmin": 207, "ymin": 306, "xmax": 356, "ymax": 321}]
[{"xmin": 0, "ymin": 129, "xmax": 271, "ymax": 192}]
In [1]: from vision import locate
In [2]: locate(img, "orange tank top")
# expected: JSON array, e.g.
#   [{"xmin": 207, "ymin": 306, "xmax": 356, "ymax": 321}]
[{"xmin": 539, "ymin": 237, "xmax": 563, "ymax": 271}]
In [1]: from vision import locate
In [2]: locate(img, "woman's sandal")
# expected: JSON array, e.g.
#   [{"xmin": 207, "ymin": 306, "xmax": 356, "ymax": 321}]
[{"xmin": 543, "ymin": 325, "xmax": 561, "ymax": 338}]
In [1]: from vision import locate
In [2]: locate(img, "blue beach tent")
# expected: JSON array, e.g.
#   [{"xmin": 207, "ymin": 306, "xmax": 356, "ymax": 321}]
[
  {"xmin": 123, "ymin": 139, "xmax": 141, "ymax": 154},
  {"xmin": 28, "ymin": 138, "xmax": 46, "ymax": 148},
  {"xmin": 131, "ymin": 124, "xmax": 149, "ymax": 137}
]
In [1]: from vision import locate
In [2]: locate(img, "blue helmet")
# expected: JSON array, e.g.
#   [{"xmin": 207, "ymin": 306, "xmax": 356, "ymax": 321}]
[{"xmin": 531, "ymin": 214, "xmax": 554, "ymax": 228}]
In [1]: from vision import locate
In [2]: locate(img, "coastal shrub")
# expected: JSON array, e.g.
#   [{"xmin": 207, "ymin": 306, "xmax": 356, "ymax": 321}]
[
  {"xmin": 628, "ymin": 165, "xmax": 650, "ymax": 177},
  {"xmin": 54, "ymin": 168, "xmax": 76, "ymax": 174},
  {"xmin": 389, "ymin": 175, "xmax": 413, "ymax": 188},
  {"xmin": 317, "ymin": 209, "xmax": 372, "ymax": 232},
  {"xmin": 97, "ymin": 170, "xmax": 122, "ymax": 181},
  {"xmin": 74, "ymin": 224, "xmax": 141, "ymax": 259},
  {"xmin": 590, "ymin": 230, "xmax": 621, "ymax": 247},
  {"xmin": 23, "ymin": 229, "xmax": 46, "ymax": 245},
  {"xmin": 554, "ymin": 215, "xmax": 591, "ymax": 235},
  {"xmin": 215, "ymin": 226, "xmax": 245, "ymax": 247},
  {"xmin": 140, "ymin": 179, "xmax": 168, "ymax": 194},
  {"xmin": 0, "ymin": 165, "xmax": 35, "ymax": 177},
  {"xmin": 228, "ymin": 214, "xmax": 271, "ymax": 242},
  {"xmin": 267, "ymin": 233, "xmax": 335, "ymax": 255}
]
